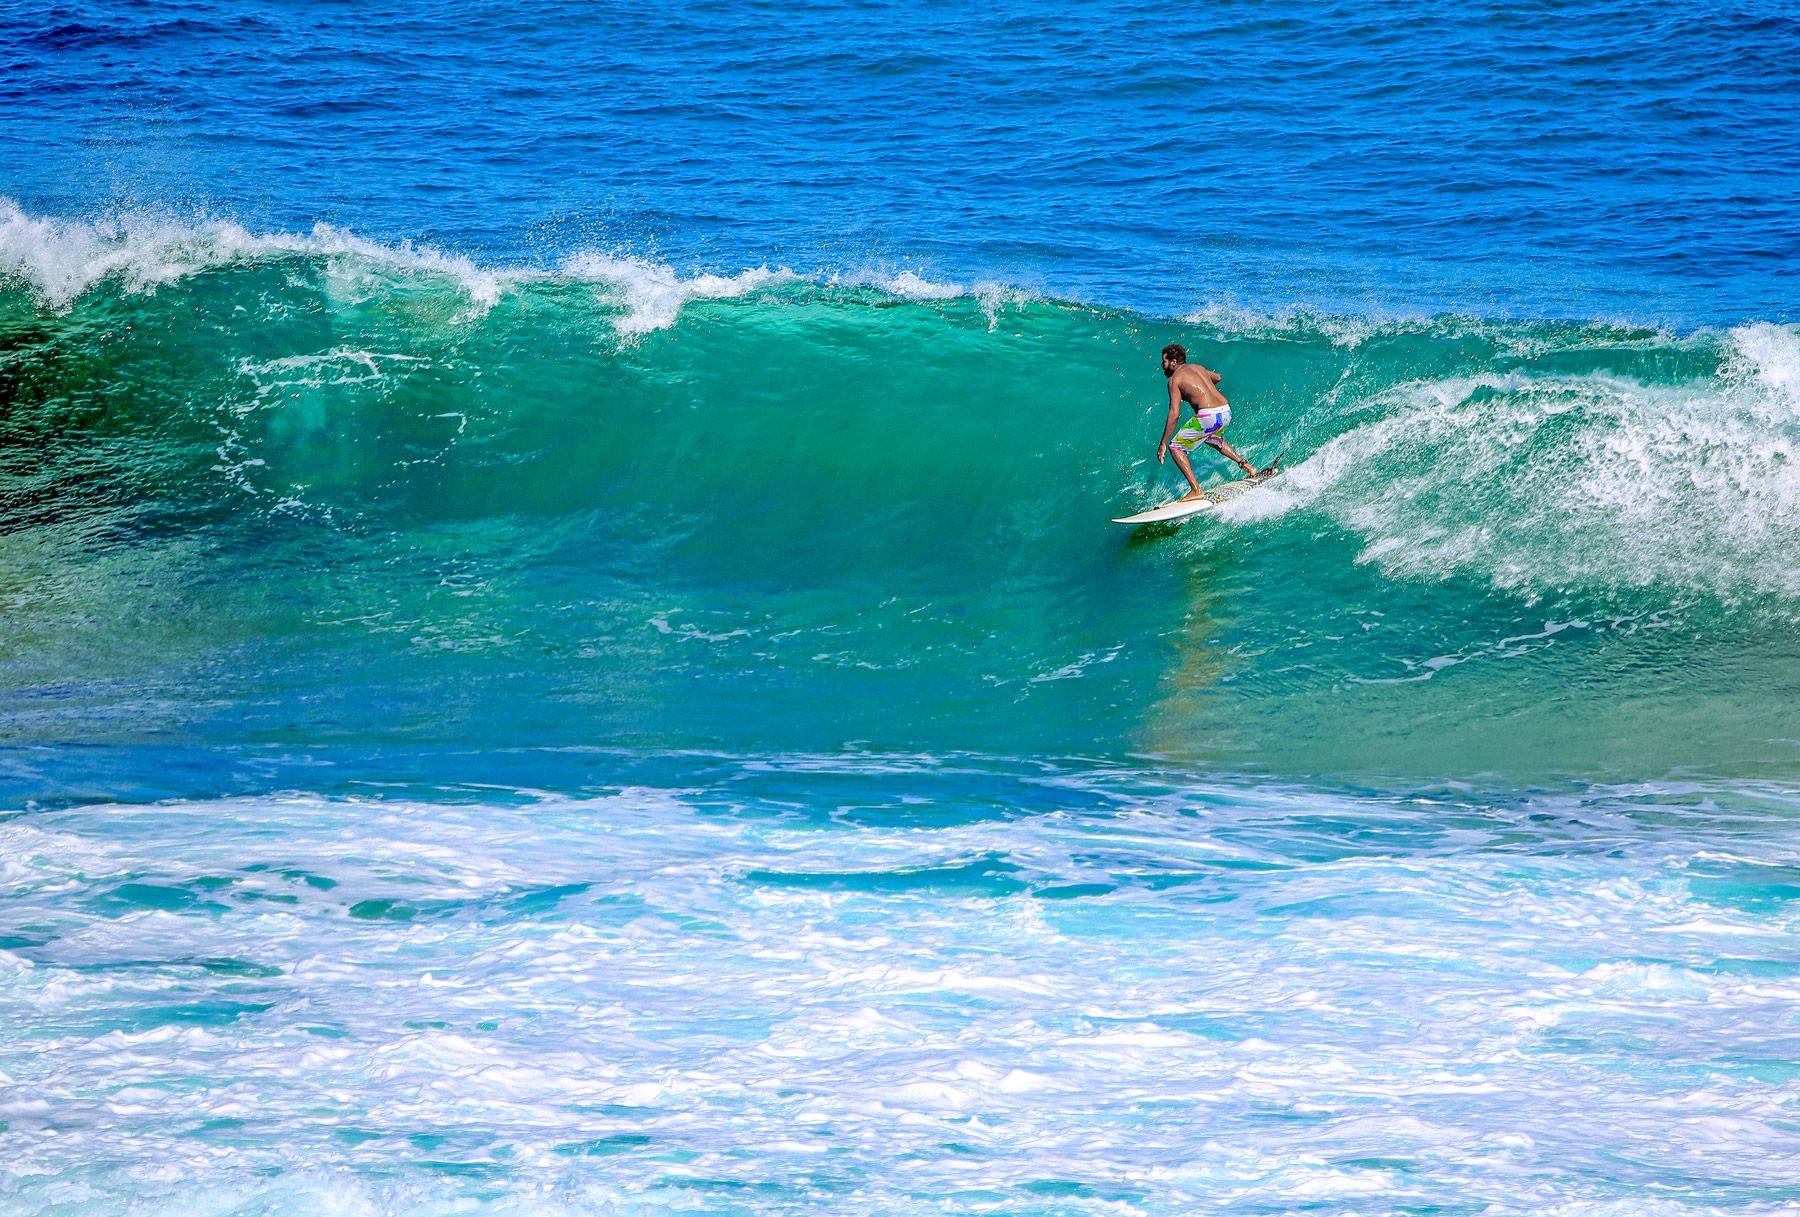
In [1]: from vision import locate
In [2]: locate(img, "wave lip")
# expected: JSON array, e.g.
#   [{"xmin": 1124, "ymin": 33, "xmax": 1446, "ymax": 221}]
[
  {"xmin": 1, "ymin": 199, "xmax": 1044, "ymax": 338},
  {"xmin": 0, "ymin": 198, "xmax": 506, "ymax": 309},
  {"xmin": 559, "ymin": 250, "xmax": 797, "ymax": 336}
]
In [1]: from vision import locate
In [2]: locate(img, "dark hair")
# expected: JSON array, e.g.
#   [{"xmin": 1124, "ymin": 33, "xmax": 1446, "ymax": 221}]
[{"xmin": 1161, "ymin": 343, "xmax": 1186, "ymax": 363}]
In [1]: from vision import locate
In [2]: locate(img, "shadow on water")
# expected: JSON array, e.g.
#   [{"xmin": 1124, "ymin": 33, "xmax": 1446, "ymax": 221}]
[{"xmin": 1128, "ymin": 523, "xmax": 1245, "ymax": 765}]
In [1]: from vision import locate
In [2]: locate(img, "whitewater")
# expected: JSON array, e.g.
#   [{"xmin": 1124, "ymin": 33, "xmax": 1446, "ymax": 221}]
[{"xmin": 9, "ymin": 775, "xmax": 1800, "ymax": 1216}]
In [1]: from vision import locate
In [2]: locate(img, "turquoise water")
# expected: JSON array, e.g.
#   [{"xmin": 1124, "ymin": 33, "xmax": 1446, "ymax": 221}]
[
  {"xmin": 7, "ymin": 1, "xmax": 1800, "ymax": 1211},
  {"xmin": 5, "ymin": 233, "xmax": 1798, "ymax": 784}
]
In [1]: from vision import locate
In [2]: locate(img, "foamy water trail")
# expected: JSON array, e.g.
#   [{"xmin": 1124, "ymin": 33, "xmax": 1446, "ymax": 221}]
[{"xmin": 1221, "ymin": 323, "xmax": 1800, "ymax": 602}]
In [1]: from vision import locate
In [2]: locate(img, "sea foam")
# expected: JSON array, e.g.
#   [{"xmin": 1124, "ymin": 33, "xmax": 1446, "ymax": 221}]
[
  {"xmin": 0, "ymin": 198, "xmax": 505, "ymax": 310},
  {"xmin": 6, "ymin": 773, "xmax": 1800, "ymax": 1215},
  {"xmin": 1219, "ymin": 324, "xmax": 1800, "ymax": 603}
]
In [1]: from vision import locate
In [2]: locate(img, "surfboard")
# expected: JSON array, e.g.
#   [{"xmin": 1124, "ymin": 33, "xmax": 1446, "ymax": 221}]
[
  {"xmin": 1112, "ymin": 497, "xmax": 1216, "ymax": 525},
  {"xmin": 1112, "ymin": 462, "xmax": 1282, "ymax": 525}
]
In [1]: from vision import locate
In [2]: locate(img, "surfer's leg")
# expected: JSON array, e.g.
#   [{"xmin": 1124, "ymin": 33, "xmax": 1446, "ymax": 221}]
[
  {"xmin": 1167, "ymin": 444, "xmax": 1205, "ymax": 500},
  {"xmin": 1206, "ymin": 434, "xmax": 1258, "ymax": 476}
]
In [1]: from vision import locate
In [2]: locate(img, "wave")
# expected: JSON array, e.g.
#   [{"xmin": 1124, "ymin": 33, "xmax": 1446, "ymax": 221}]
[
  {"xmin": 4, "ymin": 200, "xmax": 1799, "ymax": 614},
  {"xmin": 6, "ymin": 201, "xmax": 1800, "ymax": 776}
]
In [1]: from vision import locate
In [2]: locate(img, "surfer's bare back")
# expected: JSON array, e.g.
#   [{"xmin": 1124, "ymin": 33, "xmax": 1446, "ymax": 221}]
[{"xmin": 1156, "ymin": 343, "xmax": 1259, "ymax": 501}]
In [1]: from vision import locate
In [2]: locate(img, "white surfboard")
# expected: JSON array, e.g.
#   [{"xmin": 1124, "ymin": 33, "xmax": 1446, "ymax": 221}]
[
  {"xmin": 1112, "ymin": 463, "xmax": 1282, "ymax": 526},
  {"xmin": 1112, "ymin": 497, "xmax": 1216, "ymax": 525}
]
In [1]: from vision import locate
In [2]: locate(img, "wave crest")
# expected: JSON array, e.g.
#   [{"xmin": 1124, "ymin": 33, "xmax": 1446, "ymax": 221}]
[
  {"xmin": 0, "ymin": 199, "xmax": 1014, "ymax": 335},
  {"xmin": 1229, "ymin": 324, "xmax": 1800, "ymax": 602}
]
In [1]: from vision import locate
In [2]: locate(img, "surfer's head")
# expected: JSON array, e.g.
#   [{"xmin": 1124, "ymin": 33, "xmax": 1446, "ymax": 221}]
[{"xmin": 1161, "ymin": 343, "xmax": 1186, "ymax": 376}]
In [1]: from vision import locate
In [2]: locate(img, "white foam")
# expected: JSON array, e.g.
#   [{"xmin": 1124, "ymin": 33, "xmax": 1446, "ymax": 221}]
[
  {"xmin": 1729, "ymin": 321, "xmax": 1800, "ymax": 410},
  {"xmin": 561, "ymin": 250, "xmax": 795, "ymax": 336},
  {"xmin": 0, "ymin": 197, "xmax": 504, "ymax": 310},
  {"xmin": 0, "ymin": 199, "xmax": 802, "ymax": 334},
  {"xmin": 820, "ymin": 267, "xmax": 968, "ymax": 300},
  {"xmin": 872, "ymin": 270, "xmax": 966, "ymax": 300},
  {"xmin": 0, "ymin": 200, "xmax": 1062, "ymax": 343},
  {"xmin": 1223, "ymin": 335, "xmax": 1800, "ymax": 602},
  {"xmin": 7, "ymin": 776, "xmax": 1800, "ymax": 1213},
  {"xmin": 1181, "ymin": 302, "xmax": 1420, "ymax": 349}
]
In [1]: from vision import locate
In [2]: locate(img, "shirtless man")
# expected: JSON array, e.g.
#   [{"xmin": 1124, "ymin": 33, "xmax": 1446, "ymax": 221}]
[{"xmin": 1156, "ymin": 342, "xmax": 1259, "ymax": 502}]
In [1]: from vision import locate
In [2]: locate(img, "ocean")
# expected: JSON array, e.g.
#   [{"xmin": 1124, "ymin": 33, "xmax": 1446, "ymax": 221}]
[{"xmin": 4, "ymin": 2, "xmax": 1800, "ymax": 1213}]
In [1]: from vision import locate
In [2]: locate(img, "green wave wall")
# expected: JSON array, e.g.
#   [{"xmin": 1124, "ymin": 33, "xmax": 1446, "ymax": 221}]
[{"xmin": 4, "ymin": 242, "xmax": 1799, "ymax": 789}]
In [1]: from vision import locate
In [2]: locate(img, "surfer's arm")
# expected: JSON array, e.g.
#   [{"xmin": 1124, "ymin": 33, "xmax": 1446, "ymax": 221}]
[{"xmin": 1157, "ymin": 384, "xmax": 1183, "ymax": 461}]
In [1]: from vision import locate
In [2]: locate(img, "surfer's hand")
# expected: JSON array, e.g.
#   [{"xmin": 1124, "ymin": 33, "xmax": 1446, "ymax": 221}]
[{"xmin": 1157, "ymin": 444, "xmax": 1167, "ymax": 464}]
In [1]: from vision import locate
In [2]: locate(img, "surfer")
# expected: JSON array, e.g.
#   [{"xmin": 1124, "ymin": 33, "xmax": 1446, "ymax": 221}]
[{"xmin": 1157, "ymin": 343, "xmax": 1259, "ymax": 501}]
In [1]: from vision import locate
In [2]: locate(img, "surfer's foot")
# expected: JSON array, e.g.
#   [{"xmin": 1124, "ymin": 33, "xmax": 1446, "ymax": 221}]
[{"xmin": 1177, "ymin": 488, "xmax": 1207, "ymax": 503}]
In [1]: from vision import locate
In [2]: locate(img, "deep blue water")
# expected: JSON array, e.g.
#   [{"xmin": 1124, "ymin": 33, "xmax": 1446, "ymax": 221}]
[
  {"xmin": 8, "ymin": 0, "xmax": 1799, "ymax": 324},
  {"xmin": 6, "ymin": 4, "xmax": 1800, "ymax": 1214}
]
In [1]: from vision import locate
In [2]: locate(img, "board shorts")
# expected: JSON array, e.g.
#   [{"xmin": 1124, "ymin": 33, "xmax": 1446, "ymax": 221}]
[{"xmin": 1172, "ymin": 405, "xmax": 1231, "ymax": 452}]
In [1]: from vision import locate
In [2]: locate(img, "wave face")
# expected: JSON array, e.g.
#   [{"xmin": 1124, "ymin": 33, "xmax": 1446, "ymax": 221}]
[{"xmin": 4, "ymin": 211, "xmax": 1800, "ymax": 788}]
